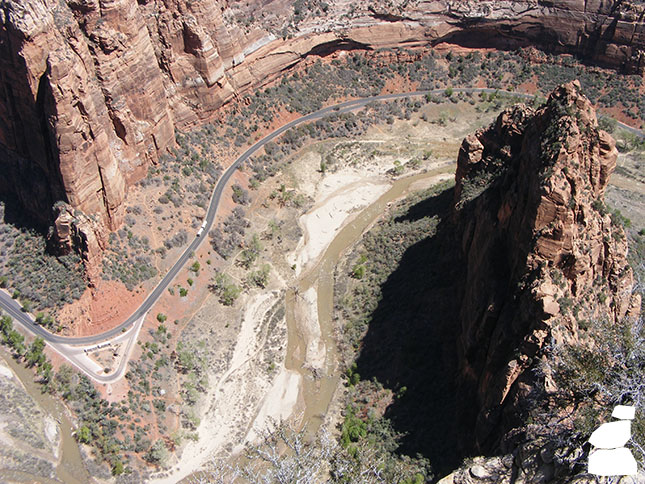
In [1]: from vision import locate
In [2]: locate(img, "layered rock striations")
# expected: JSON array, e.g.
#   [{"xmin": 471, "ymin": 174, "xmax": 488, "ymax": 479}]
[
  {"xmin": 452, "ymin": 80, "xmax": 640, "ymax": 453},
  {"xmin": 48, "ymin": 201, "xmax": 107, "ymax": 284},
  {"xmin": 1, "ymin": 0, "xmax": 644, "ymax": 229},
  {"xmin": 0, "ymin": 0, "xmax": 174, "ymax": 229}
]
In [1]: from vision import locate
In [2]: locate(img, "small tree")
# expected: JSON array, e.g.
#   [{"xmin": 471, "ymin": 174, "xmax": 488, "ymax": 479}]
[
  {"xmin": 145, "ymin": 439, "xmax": 169, "ymax": 465},
  {"xmin": 157, "ymin": 313, "xmax": 167, "ymax": 323},
  {"xmin": 8, "ymin": 330, "xmax": 25, "ymax": 355},
  {"xmin": 232, "ymin": 184, "xmax": 250, "ymax": 205},
  {"xmin": 21, "ymin": 299, "xmax": 32, "ymax": 313},
  {"xmin": 77, "ymin": 425, "xmax": 91, "ymax": 444},
  {"xmin": 210, "ymin": 272, "xmax": 241, "ymax": 306},
  {"xmin": 351, "ymin": 264, "xmax": 366, "ymax": 279},
  {"xmin": 112, "ymin": 459, "xmax": 125, "ymax": 476},
  {"xmin": 247, "ymin": 264, "xmax": 271, "ymax": 288},
  {"xmin": 0, "ymin": 315, "xmax": 13, "ymax": 338},
  {"xmin": 26, "ymin": 337, "xmax": 46, "ymax": 368},
  {"xmin": 240, "ymin": 234, "xmax": 262, "ymax": 269}
]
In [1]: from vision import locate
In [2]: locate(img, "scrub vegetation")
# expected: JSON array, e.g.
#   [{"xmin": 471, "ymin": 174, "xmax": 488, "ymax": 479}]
[
  {"xmin": 0, "ymin": 202, "xmax": 86, "ymax": 315},
  {"xmin": 0, "ymin": 45, "xmax": 643, "ymax": 480},
  {"xmin": 333, "ymin": 181, "xmax": 457, "ymax": 476}
]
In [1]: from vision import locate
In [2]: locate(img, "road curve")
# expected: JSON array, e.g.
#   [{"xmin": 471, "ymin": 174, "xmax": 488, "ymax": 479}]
[{"xmin": 1, "ymin": 88, "xmax": 642, "ymax": 350}]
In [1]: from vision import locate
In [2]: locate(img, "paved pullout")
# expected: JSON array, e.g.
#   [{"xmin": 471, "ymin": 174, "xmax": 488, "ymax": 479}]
[{"xmin": 0, "ymin": 88, "xmax": 641, "ymax": 380}]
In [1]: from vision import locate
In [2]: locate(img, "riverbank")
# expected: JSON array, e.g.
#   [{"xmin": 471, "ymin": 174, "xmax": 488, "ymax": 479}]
[{"xmin": 153, "ymin": 98, "xmax": 494, "ymax": 482}]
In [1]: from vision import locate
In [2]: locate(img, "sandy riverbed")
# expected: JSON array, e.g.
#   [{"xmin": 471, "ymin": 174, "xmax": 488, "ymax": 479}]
[
  {"xmin": 153, "ymin": 161, "xmax": 396, "ymax": 483},
  {"xmin": 288, "ymin": 171, "xmax": 391, "ymax": 276},
  {"xmin": 151, "ymin": 99, "xmax": 471, "ymax": 481}
]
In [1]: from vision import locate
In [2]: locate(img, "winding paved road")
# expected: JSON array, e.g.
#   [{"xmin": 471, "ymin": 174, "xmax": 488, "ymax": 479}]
[{"xmin": 0, "ymin": 88, "xmax": 642, "ymax": 380}]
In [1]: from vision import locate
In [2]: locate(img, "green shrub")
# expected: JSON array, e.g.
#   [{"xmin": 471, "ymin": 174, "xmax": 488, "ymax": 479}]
[
  {"xmin": 145, "ymin": 439, "xmax": 169, "ymax": 464},
  {"xmin": 247, "ymin": 264, "xmax": 271, "ymax": 288},
  {"xmin": 240, "ymin": 234, "xmax": 262, "ymax": 269},
  {"xmin": 351, "ymin": 264, "xmax": 366, "ymax": 279},
  {"xmin": 341, "ymin": 405, "xmax": 367, "ymax": 448},
  {"xmin": 210, "ymin": 272, "xmax": 241, "ymax": 306}
]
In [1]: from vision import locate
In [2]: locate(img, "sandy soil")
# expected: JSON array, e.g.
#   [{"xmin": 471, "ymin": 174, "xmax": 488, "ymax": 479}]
[
  {"xmin": 300, "ymin": 287, "xmax": 326, "ymax": 371},
  {"xmin": 152, "ymin": 155, "xmax": 400, "ymax": 484},
  {"xmin": 246, "ymin": 367, "xmax": 302, "ymax": 444},
  {"xmin": 153, "ymin": 291, "xmax": 283, "ymax": 483},
  {"xmin": 0, "ymin": 355, "xmax": 61, "ymax": 479},
  {"xmin": 151, "ymin": 102, "xmax": 504, "ymax": 482},
  {"xmin": 288, "ymin": 175, "xmax": 391, "ymax": 276},
  {"xmin": 58, "ymin": 280, "xmax": 145, "ymax": 337}
]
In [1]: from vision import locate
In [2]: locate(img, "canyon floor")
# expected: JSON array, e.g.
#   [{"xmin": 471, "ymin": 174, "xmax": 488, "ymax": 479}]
[
  {"xmin": 1, "ymin": 91, "xmax": 644, "ymax": 482},
  {"xmin": 144, "ymin": 95, "xmax": 645, "ymax": 481},
  {"xmin": 145, "ymin": 98, "xmax": 503, "ymax": 482}
]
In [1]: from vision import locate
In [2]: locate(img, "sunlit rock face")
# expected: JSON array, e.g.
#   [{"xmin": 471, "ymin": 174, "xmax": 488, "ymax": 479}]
[
  {"xmin": 451, "ymin": 81, "xmax": 640, "ymax": 452},
  {"xmin": 1, "ymin": 0, "xmax": 644, "ymax": 229}
]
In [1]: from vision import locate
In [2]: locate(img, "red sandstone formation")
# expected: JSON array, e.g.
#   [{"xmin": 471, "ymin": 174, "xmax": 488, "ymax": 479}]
[
  {"xmin": 453, "ymin": 80, "xmax": 640, "ymax": 451},
  {"xmin": 1, "ymin": 0, "xmax": 644, "ymax": 232},
  {"xmin": 49, "ymin": 202, "xmax": 107, "ymax": 284}
]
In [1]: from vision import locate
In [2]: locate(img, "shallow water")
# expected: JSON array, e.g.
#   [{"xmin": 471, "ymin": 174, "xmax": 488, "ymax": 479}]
[
  {"xmin": 285, "ymin": 166, "xmax": 452, "ymax": 435},
  {"xmin": 0, "ymin": 350, "xmax": 89, "ymax": 484}
]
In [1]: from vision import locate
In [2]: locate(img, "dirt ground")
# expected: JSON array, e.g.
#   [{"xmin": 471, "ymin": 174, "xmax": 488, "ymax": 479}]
[
  {"xmin": 148, "ymin": 99, "xmax": 515, "ymax": 482},
  {"xmin": 0, "ymin": 353, "xmax": 60, "ymax": 481}
]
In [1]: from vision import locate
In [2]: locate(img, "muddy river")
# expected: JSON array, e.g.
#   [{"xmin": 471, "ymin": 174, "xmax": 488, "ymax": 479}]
[
  {"xmin": 0, "ymin": 350, "xmax": 89, "ymax": 484},
  {"xmin": 3, "ymin": 166, "xmax": 451, "ymax": 484},
  {"xmin": 286, "ymin": 166, "xmax": 452, "ymax": 435}
]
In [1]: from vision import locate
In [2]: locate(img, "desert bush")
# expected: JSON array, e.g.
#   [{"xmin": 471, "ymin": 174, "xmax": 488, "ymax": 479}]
[
  {"xmin": 247, "ymin": 264, "xmax": 271, "ymax": 288},
  {"xmin": 210, "ymin": 272, "xmax": 241, "ymax": 306},
  {"xmin": 534, "ymin": 293, "xmax": 645, "ymax": 465},
  {"xmin": 210, "ymin": 208, "xmax": 250, "ymax": 259},
  {"xmin": 232, "ymin": 184, "xmax": 251, "ymax": 205},
  {"xmin": 202, "ymin": 420, "xmax": 430, "ymax": 484},
  {"xmin": 239, "ymin": 234, "xmax": 262, "ymax": 269},
  {"xmin": 145, "ymin": 439, "xmax": 169, "ymax": 465},
  {"xmin": 164, "ymin": 230, "xmax": 188, "ymax": 250}
]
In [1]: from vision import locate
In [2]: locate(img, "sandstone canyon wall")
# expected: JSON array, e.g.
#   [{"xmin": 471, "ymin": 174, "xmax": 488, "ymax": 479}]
[
  {"xmin": 1, "ymin": 0, "xmax": 644, "ymax": 228},
  {"xmin": 451, "ymin": 80, "xmax": 641, "ymax": 453}
]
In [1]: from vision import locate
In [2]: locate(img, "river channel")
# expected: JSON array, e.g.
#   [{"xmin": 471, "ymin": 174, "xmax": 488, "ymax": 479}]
[
  {"xmin": 3, "ymin": 165, "xmax": 451, "ymax": 483},
  {"xmin": 0, "ymin": 349, "xmax": 89, "ymax": 484},
  {"xmin": 285, "ymin": 165, "xmax": 452, "ymax": 435}
]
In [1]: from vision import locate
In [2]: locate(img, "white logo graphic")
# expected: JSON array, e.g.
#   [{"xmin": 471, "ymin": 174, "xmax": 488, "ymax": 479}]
[{"xmin": 588, "ymin": 405, "xmax": 638, "ymax": 477}]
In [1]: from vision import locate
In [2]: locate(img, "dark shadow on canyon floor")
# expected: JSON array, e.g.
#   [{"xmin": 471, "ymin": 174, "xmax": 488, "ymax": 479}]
[
  {"xmin": 0, "ymin": 192, "xmax": 47, "ymax": 234},
  {"xmin": 354, "ymin": 187, "xmax": 469, "ymax": 478}
]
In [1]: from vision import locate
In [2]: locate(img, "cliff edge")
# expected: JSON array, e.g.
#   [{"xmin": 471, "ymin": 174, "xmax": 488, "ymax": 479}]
[
  {"xmin": 1, "ymin": 0, "xmax": 644, "ymax": 229},
  {"xmin": 453, "ymin": 80, "xmax": 641, "ymax": 455}
]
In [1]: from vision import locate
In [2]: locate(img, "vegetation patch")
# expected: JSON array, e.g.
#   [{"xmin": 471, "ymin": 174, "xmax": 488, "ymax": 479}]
[
  {"xmin": 0, "ymin": 203, "xmax": 86, "ymax": 314},
  {"xmin": 102, "ymin": 229, "xmax": 157, "ymax": 290},
  {"xmin": 334, "ymin": 180, "xmax": 461, "ymax": 475}
]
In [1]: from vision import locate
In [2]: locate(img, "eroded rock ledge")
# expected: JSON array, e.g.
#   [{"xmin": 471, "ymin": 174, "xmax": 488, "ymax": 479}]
[{"xmin": 452, "ymin": 80, "xmax": 640, "ymax": 456}]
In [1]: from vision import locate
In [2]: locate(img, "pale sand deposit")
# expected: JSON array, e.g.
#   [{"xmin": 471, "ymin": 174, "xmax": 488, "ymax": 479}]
[
  {"xmin": 245, "ymin": 368, "xmax": 302, "ymax": 445},
  {"xmin": 154, "ymin": 291, "xmax": 281, "ymax": 484},
  {"xmin": 288, "ymin": 173, "xmax": 390, "ymax": 276},
  {"xmin": 154, "ymin": 167, "xmax": 394, "ymax": 483},
  {"xmin": 0, "ymin": 361, "xmax": 13, "ymax": 379},
  {"xmin": 301, "ymin": 287, "xmax": 326, "ymax": 371}
]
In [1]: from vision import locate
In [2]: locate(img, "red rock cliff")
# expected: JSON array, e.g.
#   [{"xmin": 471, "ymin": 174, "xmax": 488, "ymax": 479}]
[
  {"xmin": 452, "ymin": 80, "xmax": 640, "ymax": 451},
  {"xmin": 1, "ymin": 0, "xmax": 644, "ymax": 227}
]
